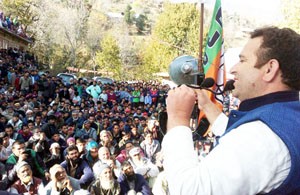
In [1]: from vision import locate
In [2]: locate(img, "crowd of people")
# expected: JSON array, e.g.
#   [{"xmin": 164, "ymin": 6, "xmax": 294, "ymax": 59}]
[
  {"xmin": 0, "ymin": 45, "xmax": 168, "ymax": 194},
  {"xmin": 0, "ymin": 44, "xmax": 221, "ymax": 194},
  {"xmin": 0, "ymin": 11, "xmax": 28, "ymax": 39}
]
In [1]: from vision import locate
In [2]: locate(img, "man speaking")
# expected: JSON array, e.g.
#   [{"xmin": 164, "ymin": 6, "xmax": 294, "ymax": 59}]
[{"xmin": 162, "ymin": 26, "xmax": 300, "ymax": 194}]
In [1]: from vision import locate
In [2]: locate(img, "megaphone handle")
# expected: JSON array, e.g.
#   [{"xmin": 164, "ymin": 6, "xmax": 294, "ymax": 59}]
[{"xmin": 191, "ymin": 102, "xmax": 200, "ymax": 132}]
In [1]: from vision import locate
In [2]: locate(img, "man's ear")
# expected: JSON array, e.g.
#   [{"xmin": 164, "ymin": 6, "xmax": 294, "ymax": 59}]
[{"xmin": 263, "ymin": 59, "xmax": 280, "ymax": 82}]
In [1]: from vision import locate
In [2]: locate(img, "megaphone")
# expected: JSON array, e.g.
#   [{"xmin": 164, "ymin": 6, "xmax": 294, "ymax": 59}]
[{"xmin": 169, "ymin": 55, "xmax": 205, "ymax": 86}]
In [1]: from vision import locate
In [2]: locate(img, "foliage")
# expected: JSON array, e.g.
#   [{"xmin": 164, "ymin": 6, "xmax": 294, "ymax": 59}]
[
  {"xmin": 29, "ymin": 0, "xmax": 111, "ymax": 72},
  {"xmin": 1, "ymin": 0, "xmax": 40, "ymax": 32},
  {"xmin": 141, "ymin": 3, "xmax": 201, "ymax": 75},
  {"xmin": 280, "ymin": 0, "xmax": 300, "ymax": 33},
  {"xmin": 95, "ymin": 34, "xmax": 122, "ymax": 80}
]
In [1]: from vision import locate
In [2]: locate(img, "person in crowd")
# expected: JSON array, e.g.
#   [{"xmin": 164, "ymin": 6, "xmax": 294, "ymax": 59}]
[
  {"xmin": 99, "ymin": 130, "xmax": 119, "ymax": 156},
  {"xmin": 59, "ymin": 123, "xmax": 74, "ymax": 139},
  {"xmin": 93, "ymin": 146, "xmax": 122, "ymax": 179},
  {"xmin": 75, "ymin": 120, "xmax": 97, "ymax": 141},
  {"xmin": 75, "ymin": 138, "xmax": 87, "ymax": 158},
  {"xmin": 0, "ymin": 132, "xmax": 14, "ymax": 160},
  {"xmin": 2, "ymin": 106, "xmax": 15, "ymax": 121},
  {"xmin": 130, "ymin": 127, "xmax": 144, "ymax": 146},
  {"xmin": 48, "ymin": 129, "xmax": 67, "ymax": 150},
  {"xmin": 128, "ymin": 147, "xmax": 159, "ymax": 188},
  {"xmin": 87, "ymin": 114, "xmax": 99, "ymax": 133},
  {"xmin": 19, "ymin": 72, "xmax": 32, "ymax": 95},
  {"xmin": 65, "ymin": 110, "xmax": 84, "ymax": 130},
  {"xmin": 17, "ymin": 124, "xmax": 32, "ymax": 142},
  {"xmin": 59, "ymin": 85, "xmax": 71, "ymax": 100},
  {"xmin": 99, "ymin": 89, "xmax": 108, "ymax": 104},
  {"xmin": 118, "ymin": 161, "xmax": 151, "ymax": 195},
  {"xmin": 7, "ymin": 113, "xmax": 23, "ymax": 131},
  {"xmin": 86, "ymin": 80, "xmax": 101, "ymax": 104},
  {"xmin": 33, "ymin": 112, "xmax": 44, "ymax": 128},
  {"xmin": 0, "ymin": 137, "xmax": 9, "ymax": 190},
  {"xmin": 131, "ymin": 87, "xmax": 140, "ymax": 108},
  {"xmin": 42, "ymin": 164, "xmax": 81, "ymax": 195},
  {"xmin": 8, "ymin": 161, "xmax": 43, "ymax": 194},
  {"xmin": 116, "ymin": 140, "xmax": 135, "ymax": 164},
  {"xmin": 60, "ymin": 145, "xmax": 94, "ymax": 189},
  {"xmin": 198, "ymin": 140, "xmax": 213, "ymax": 161},
  {"xmin": 89, "ymin": 164, "xmax": 121, "ymax": 195},
  {"xmin": 140, "ymin": 132, "xmax": 161, "ymax": 164},
  {"xmin": 83, "ymin": 140, "xmax": 99, "ymax": 168},
  {"xmin": 118, "ymin": 130, "xmax": 132, "ymax": 149},
  {"xmin": 111, "ymin": 124, "xmax": 122, "ymax": 144},
  {"xmin": 45, "ymin": 142, "xmax": 64, "ymax": 169},
  {"xmin": 6, "ymin": 141, "xmax": 50, "ymax": 185},
  {"xmin": 144, "ymin": 92, "xmax": 152, "ymax": 106},
  {"xmin": 41, "ymin": 114, "xmax": 58, "ymax": 140},
  {"xmin": 162, "ymin": 26, "xmax": 300, "ymax": 194},
  {"xmin": 0, "ymin": 135, "xmax": 10, "ymax": 161},
  {"xmin": 26, "ymin": 127, "xmax": 50, "ymax": 160}
]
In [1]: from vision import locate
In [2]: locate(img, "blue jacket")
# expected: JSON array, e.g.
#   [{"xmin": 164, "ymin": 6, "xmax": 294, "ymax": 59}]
[
  {"xmin": 225, "ymin": 91, "xmax": 300, "ymax": 194},
  {"xmin": 61, "ymin": 158, "xmax": 94, "ymax": 188},
  {"xmin": 118, "ymin": 173, "xmax": 151, "ymax": 195}
]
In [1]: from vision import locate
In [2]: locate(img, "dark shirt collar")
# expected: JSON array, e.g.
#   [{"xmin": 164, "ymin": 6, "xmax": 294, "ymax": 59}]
[{"xmin": 239, "ymin": 91, "xmax": 299, "ymax": 112}]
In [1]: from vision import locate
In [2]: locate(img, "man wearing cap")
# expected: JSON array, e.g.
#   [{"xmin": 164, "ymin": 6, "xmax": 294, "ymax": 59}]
[
  {"xmin": 128, "ymin": 147, "xmax": 159, "ymax": 188},
  {"xmin": 45, "ymin": 143, "xmax": 64, "ymax": 169},
  {"xmin": 65, "ymin": 110, "xmax": 84, "ymax": 130},
  {"xmin": 9, "ymin": 161, "xmax": 43, "ymax": 194},
  {"xmin": 23, "ymin": 109, "xmax": 34, "ymax": 124},
  {"xmin": 26, "ymin": 127, "xmax": 50, "ymax": 160},
  {"xmin": 93, "ymin": 146, "xmax": 122, "ymax": 179},
  {"xmin": 89, "ymin": 164, "xmax": 121, "ymax": 195},
  {"xmin": 43, "ymin": 164, "xmax": 81, "ymax": 195}
]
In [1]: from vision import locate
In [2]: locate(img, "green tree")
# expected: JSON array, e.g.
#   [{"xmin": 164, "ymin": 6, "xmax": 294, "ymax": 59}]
[
  {"xmin": 141, "ymin": 3, "xmax": 201, "ymax": 74},
  {"xmin": 280, "ymin": 0, "xmax": 300, "ymax": 33},
  {"xmin": 1, "ymin": 0, "xmax": 41, "ymax": 33},
  {"xmin": 95, "ymin": 34, "xmax": 122, "ymax": 79}
]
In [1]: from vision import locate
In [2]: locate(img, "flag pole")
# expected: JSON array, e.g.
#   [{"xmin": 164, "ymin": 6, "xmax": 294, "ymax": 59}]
[
  {"xmin": 198, "ymin": 1, "xmax": 204, "ymax": 73},
  {"xmin": 193, "ymin": 1, "xmax": 205, "ymax": 137}
]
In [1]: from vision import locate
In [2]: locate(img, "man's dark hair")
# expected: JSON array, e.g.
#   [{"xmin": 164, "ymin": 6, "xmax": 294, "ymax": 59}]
[
  {"xmin": 5, "ymin": 124, "xmax": 13, "ymax": 129},
  {"xmin": 12, "ymin": 140, "xmax": 25, "ymax": 149},
  {"xmin": 121, "ymin": 160, "xmax": 132, "ymax": 170},
  {"xmin": 76, "ymin": 137, "xmax": 85, "ymax": 144},
  {"xmin": 66, "ymin": 145, "xmax": 78, "ymax": 154},
  {"xmin": 251, "ymin": 26, "xmax": 300, "ymax": 90}
]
